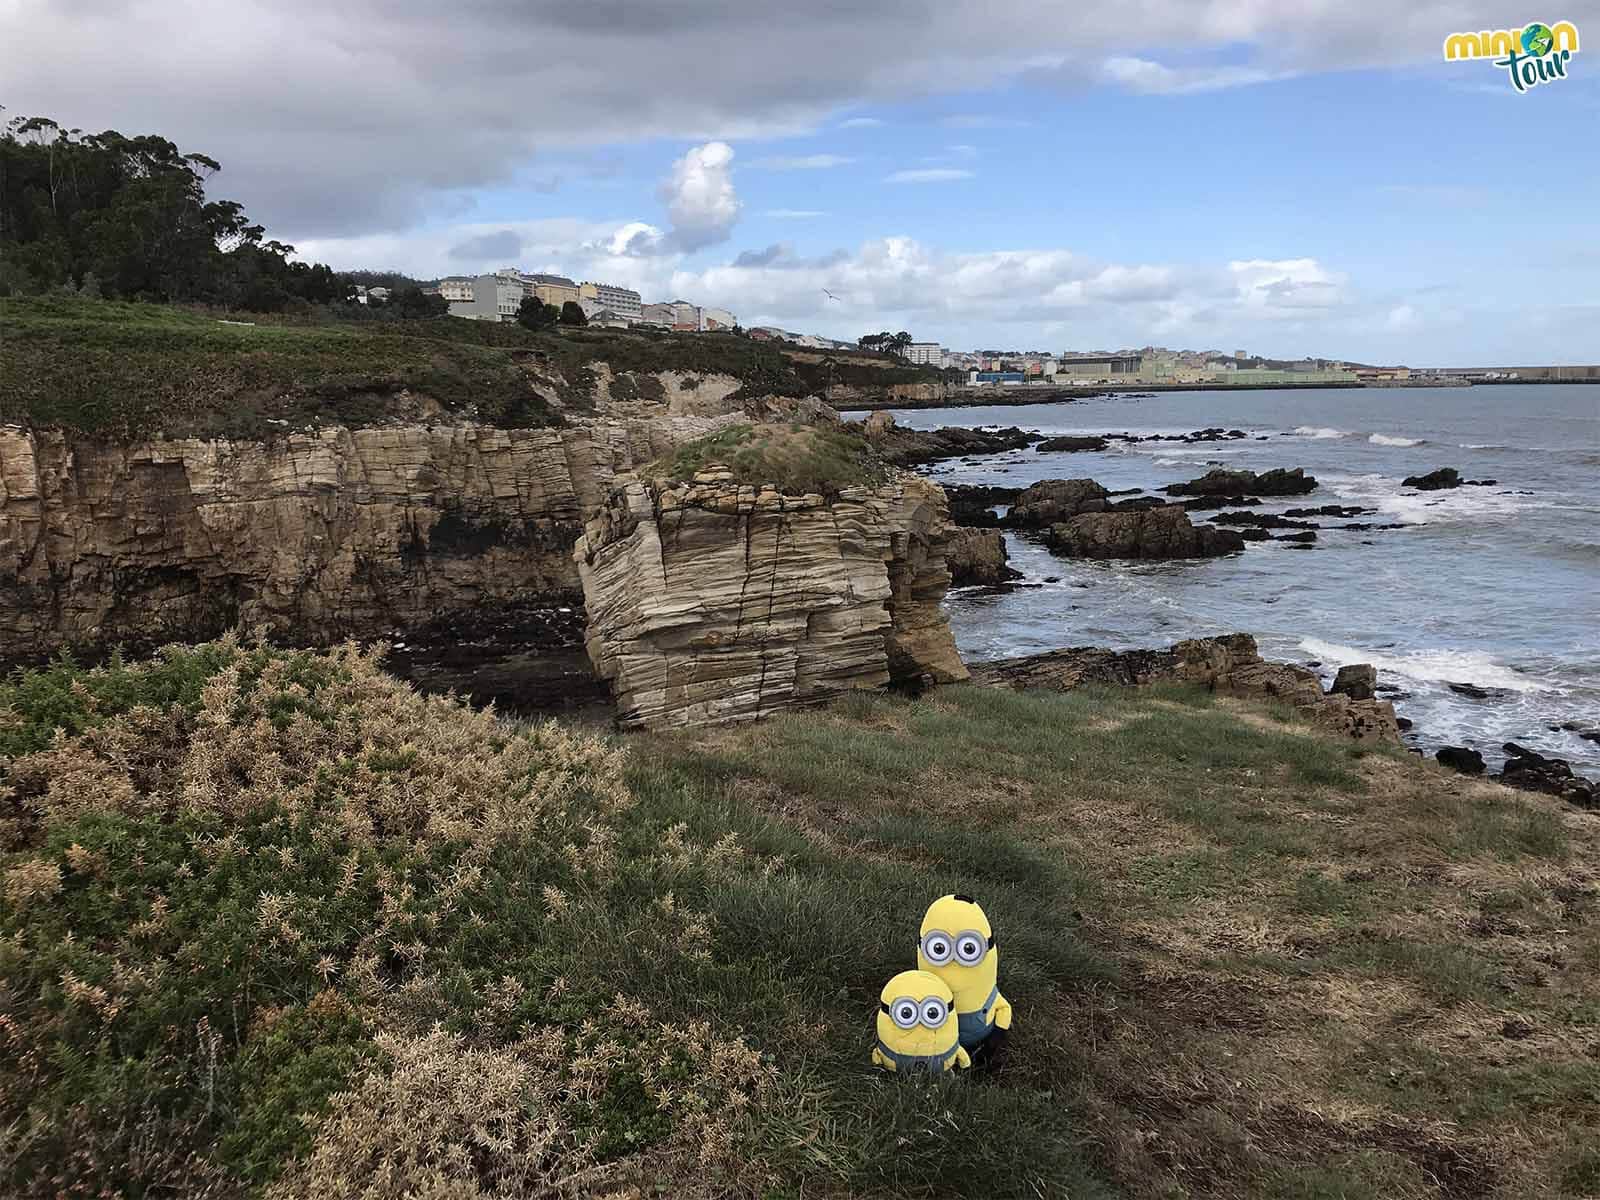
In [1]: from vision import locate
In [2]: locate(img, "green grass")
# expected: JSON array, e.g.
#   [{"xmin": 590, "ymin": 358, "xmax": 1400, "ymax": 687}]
[
  {"xmin": 645, "ymin": 422, "xmax": 892, "ymax": 494},
  {"xmin": 4, "ymin": 650, "xmax": 1597, "ymax": 1197}
]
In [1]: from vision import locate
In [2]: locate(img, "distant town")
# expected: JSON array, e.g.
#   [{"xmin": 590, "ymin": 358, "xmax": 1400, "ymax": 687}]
[{"xmin": 371, "ymin": 268, "xmax": 1600, "ymax": 388}]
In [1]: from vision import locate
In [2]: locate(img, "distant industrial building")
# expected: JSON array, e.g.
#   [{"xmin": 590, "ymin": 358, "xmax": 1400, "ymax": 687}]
[{"xmin": 1054, "ymin": 354, "xmax": 1141, "ymax": 379}]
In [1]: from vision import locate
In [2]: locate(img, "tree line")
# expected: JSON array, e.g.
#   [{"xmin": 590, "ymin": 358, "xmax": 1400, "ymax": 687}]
[
  {"xmin": 858, "ymin": 330, "xmax": 913, "ymax": 355},
  {"xmin": 0, "ymin": 114, "xmax": 436, "ymax": 315}
]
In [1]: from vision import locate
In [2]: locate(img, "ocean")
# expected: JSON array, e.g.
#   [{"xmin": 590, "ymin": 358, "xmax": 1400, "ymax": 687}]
[{"xmin": 881, "ymin": 384, "xmax": 1600, "ymax": 774}]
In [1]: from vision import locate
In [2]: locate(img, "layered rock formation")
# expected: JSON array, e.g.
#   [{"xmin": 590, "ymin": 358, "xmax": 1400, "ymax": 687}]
[
  {"xmin": 574, "ymin": 471, "xmax": 967, "ymax": 729},
  {"xmin": 971, "ymin": 633, "xmax": 1400, "ymax": 742},
  {"xmin": 0, "ymin": 372, "xmax": 753, "ymax": 656},
  {"xmin": 1005, "ymin": 478, "xmax": 1110, "ymax": 527}
]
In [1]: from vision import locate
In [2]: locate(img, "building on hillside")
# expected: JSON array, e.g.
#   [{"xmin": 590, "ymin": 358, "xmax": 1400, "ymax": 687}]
[
  {"xmin": 582, "ymin": 307, "xmax": 634, "ymax": 330},
  {"xmin": 579, "ymin": 281, "xmax": 643, "ymax": 323},
  {"xmin": 437, "ymin": 276, "xmax": 477, "ymax": 303},
  {"xmin": 524, "ymin": 273, "xmax": 580, "ymax": 309},
  {"xmin": 900, "ymin": 341, "xmax": 942, "ymax": 366},
  {"xmin": 701, "ymin": 306, "xmax": 738, "ymax": 331},
  {"xmin": 445, "ymin": 274, "xmax": 525, "ymax": 322}
]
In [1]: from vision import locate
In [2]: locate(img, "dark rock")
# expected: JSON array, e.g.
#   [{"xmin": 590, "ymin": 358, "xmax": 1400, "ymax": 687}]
[
  {"xmin": 1501, "ymin": 1018, "xmax": 1535, "ymax": 1040},
  {"xmin": 1236, "ymin": 528, "xmax": 1271, "ymax": 541},
  {"xmin": 1552, "ymin": 721, "xmax": 1600, "ymax": 745},
  {"xmin": 871, "ymin": 423, "xmax": 1042, "ymax": 467},
  {"xmin": 1177, "ymin": 495, "xmax": 1262, "ymax": 511},
  {"xmin": 942, "ymin": 483, "xmax": 1022, "ymax": 528},
  {"xmin": 1498, "ymin": 743, "xmax": 1599, "ymax": 808},
  {"xmin": 1005, "ymin": 478, "xmax": 1110, "ymax": 527},
  {"xmin": 1401, "ymin": 467, "xmax": 1461, "ymax": 490},
  {"xmin": 1448, "ymin": 682, "xmax": 1497, "ymax": 700},
  {"xmin": 1396, "ymin": 716, "xmax": 1414, "ymax": 731},
  {"xmin": 1331, "ymin": 663, "xmax": 1378, "ymax": 701},
  {"xmin": 1464, "ymin": 478, "xmax": 1499, "ymax": 486},
  {"xmin": 1164, "ymin": 467, "xmax": 1317, "ymax": 498},
  {"xmin": 1036, "ymin": 435, "xmax": 1110, "ymax": 452},
  {"xmin": 1209, "ymin": 511, "xmax": 1319, "ymax": 529},
  {"xmin": 1284, "ymin": 505, "xmax": 1371, "ymax": 518},
  {"xmin": 1436, "ymin": 746, "xmax": 1486, "ymax": 774},
  {"xmin": 946, "ymin": 528, "xmax": 1022, "ymax": 587},
  {"xmin": 1045, "ymin": 507, "xmax": 1246, "ymax": 560},
  {"xmin": 1276, "ymin": 530, "xmax": 1318, "ymax": 543}
]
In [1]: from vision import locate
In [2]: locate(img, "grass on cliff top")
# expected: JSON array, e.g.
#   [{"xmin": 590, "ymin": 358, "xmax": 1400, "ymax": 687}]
[
  {"xmin": 0, "ymin": 297, "xmax": 940, "ymax": 440},
  {"xmin": 0, "ymin": 296, "xmax": 564, "ymax": 439},
  {"xmin": 4, "ymin": 644, "xmax": 1597, "ymax": 1198},
  {"xmin": 644, "ymin": 421, "xmax": 892, "ymax": 495}
]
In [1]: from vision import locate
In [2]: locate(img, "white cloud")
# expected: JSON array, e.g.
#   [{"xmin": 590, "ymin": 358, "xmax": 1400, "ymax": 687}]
[
  {"xmin": 749, "ymin": 154, "xmax": 857, "ymax": 170},
  {"xmin": 1100, "ymin": 56, "xmax": 1289, "ymax": 94},
  {"xmin": 766, "ymin": 209, "xmax": 827, "ymax": 219},
  {"xmin": 839, "ymin": 117, "xmax": 885, "ymax": 128},
  {"xmin": 1386, "ymin": 304, "xmax": 1418, "ymax": 329},
  {"xmin": 658, "ymin": 141, "xmax": 742, "ymax": 252},
  {"xmin": 1228, "ymin": 258, "xmax": 1347, "ymax": 316},
  {"xmin": 885, "ymin": 168, "xmax": 975, "ymax": 183}
]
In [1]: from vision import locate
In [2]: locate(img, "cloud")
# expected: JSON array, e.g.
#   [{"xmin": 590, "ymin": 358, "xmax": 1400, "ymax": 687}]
[
  {"xmin": 1100, "ymin": 56, "xmax": 1290, "ymax": 94},
  {"xmin": 447, "ymin": 229, "xmax": 524, "ymax": 262},
  {"xmin": 1386, "ymin": 304, "xmax": 1418, "ymax": 330},
  {"xmin": 766, "ymin": 209, "xmax": 827, "ymax": 219},
  {"xmin": 750, "ymin": 154, "xmax": 856, "ymax": 170},
  {"xmin": 0, "ymin": 1, "xmax": 1495, "ymax": 240},
  {"xmin": 658, "ymin": 141, "xmax": 742, "ymax": 252},
  {"xmin": 886, "ymin": 168, "xmax": 975, "ymax": 184},
  {"xmin": 1228, "ymin": 258, "xmax": 1347, "ymax": 316},
  {"xmin": 733, "ymin": 243, "xmax": 792, "ymax": 268}
]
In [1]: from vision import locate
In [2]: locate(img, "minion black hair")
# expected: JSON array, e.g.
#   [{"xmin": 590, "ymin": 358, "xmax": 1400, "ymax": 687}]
[{"xmin": 953, "ymin": 894, "xmax": 975, "ymax": 903}]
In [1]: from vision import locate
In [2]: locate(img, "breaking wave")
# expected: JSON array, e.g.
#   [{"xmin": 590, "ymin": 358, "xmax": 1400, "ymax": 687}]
[
  {"xmin": 1369, "ymin": 433, "xmax": 1423, "ymax": 447},
  {"xmin": 1298, "ymin": 638, "xmax": 1555, "ymax": 693}
]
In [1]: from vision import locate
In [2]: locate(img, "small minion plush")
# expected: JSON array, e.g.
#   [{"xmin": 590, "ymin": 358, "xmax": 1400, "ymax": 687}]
[
  {"xmin": 872, "ymin": 970, "xmax": 971, "ymax": 1073},
  {"xmin": 917, "ymin": 894, "xmax": 1013, "ymax": 1050}
]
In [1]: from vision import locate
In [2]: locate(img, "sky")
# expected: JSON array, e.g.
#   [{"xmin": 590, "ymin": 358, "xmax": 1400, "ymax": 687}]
[{"xmin": 4, "ymin": 1, "xmax": 1599, "ymax": 364}]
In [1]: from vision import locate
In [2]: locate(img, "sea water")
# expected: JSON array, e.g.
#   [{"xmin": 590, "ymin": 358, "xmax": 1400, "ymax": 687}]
[{"xmin": 883, "ymin": 385, "xmax": 1600, "ymax": 773}]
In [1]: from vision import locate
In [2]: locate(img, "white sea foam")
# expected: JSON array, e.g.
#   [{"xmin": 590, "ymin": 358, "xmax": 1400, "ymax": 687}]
[
  {"xmin": 1291, "ymin": 425, "xmax": 1348, "ymax": 439},
  {"xmin": 1298, "ymin": 637, "xmax": 1555, "ymax": 693},
  {"xmin": 1369, "ymin": 433, "xmax": 1423, "ymax": 447},
  {"xmin": 1322, "ymin": 472, "xmax": 1544, "ymax": 526}
]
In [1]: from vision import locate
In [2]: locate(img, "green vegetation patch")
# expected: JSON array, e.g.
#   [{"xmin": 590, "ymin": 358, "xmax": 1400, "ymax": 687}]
[
  {"xmin": 645, "ymin": 422, "xmax": 891, "ymax": 495},
  {"xmin": 0, "ymin": 297, "xmax": 559, "ymax": 438}
]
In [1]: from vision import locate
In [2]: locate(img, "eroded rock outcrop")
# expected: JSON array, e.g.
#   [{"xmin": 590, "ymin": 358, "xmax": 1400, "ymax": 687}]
[
  {"xmin": 1045, "ymin": 506, "xmax": 1247, "ymax": 559},
  {"xmin": 0, "ymin": 377, "xmax": 752, "ymax": 656},
  {"xmin": 1164, "ymin": 467, "xmax": 1318, "ymax": 498},
  {"xmin": 947, "ymin": 528, "xmax": 1021, "ymax": 586},
  {"xmin": 574, "ymin": 471, "xmax": 967, "ymax": 729},
  {"xmin": 1005, "ymin": 478, "xmax": 1110, "ymax": 527},
  {"xmin": 970, "ymin": 633, "xmax": 1400, "ymax": 742}
]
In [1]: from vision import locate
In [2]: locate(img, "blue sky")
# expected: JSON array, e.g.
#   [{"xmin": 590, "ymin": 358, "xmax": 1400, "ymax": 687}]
[{"xmin": 8, "ymin": 1, "xmax": 1598, "ymax": 364}]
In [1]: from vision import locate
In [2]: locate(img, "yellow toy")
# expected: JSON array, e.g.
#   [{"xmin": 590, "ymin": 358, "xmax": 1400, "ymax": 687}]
[
  {"xmin": 917, "ymin": 894, "xmax": 1013, "ymax": 1050},
  {"xmin": 872, "ymin": 970, "xmax": 971, "ymax": 1072}
]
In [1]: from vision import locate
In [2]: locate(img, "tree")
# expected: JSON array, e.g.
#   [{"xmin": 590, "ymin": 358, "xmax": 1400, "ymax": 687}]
[
  {"xmin": 392, "ymin": 286, "xmax": 448, "ymax": 319},
  {"xmin": 893, "ymin": 331, "xmax": 913, "ymax": 357},
  {"xmin": 559, "ymin": 300, "xmax": 587, "ymax": 327},
  {"xmin": 516, "ymin": 296, "xmax": 559, "ymax": 331}
]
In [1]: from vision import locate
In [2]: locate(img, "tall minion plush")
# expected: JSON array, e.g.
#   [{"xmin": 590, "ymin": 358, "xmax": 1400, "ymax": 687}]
[
  {"xmin": 872, "ymin": 970, "xmax": 971, "ymax": 1072},
  {"xmin": 917, "ymin": 894, "xmax": 1012, "ymax": 1050}
]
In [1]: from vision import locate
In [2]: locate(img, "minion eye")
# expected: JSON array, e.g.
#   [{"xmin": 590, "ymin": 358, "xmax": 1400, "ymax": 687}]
[
  {"xmin": 921, "ymin": 931, "xmax": 954, "ymax": 965},
  {"xmin": 955, "ymin": 932, "xmax": 987, "ymax": 965},
  {"xmin": 920, "ymin": 998, "xmax": 948, "ymax": 1027},
  {"xmin": 892, "ymin": 1000, "xmax": 919, "ymax": 1029}
]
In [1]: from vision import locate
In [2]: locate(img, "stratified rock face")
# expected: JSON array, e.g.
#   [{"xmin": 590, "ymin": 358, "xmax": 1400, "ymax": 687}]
[
  {"xmin": 1045, "ymin": 506, "xmax": 1246, "ymax": 559},
  {"xmin": 575, "ymin": 473, "xmax": 967, "ymax": 729},
  {"xmin": 946, "ymin": 528, "xmax": 1020, "ymax": 586},
  {"xmin": 0, "ymin": 393, "xmax": 748, "ymax": 655}
]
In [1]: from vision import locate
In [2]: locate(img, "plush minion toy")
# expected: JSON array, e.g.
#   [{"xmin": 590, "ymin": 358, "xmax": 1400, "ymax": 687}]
[
  {"xmin": 872, "ymin": 970, "xmax": 971, "ymax": 1073},
  {"xmin": 917, "ymin": 894, "xmax": 1013, "ymax": 1050}
]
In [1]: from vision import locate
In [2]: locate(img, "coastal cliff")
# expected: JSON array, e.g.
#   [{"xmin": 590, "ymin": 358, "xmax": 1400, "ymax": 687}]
[
  {"xmin": 575, "ymin": 467, "xmax": 967, "ymax": 729},
  {"xmin": 0, "ymin": 372, "xmax": 750, "ymax": 656}
]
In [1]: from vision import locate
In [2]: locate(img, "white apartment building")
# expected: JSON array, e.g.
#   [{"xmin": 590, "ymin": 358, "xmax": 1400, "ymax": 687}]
[
  {"xmin": 579, "ymin": 281, "xmax": 643, "ymax": 323},
  {"xmin": 437, "ymin": 276, "xmax": 477, "ymax": 303},
  {"xmin": 902, "ymin": 342, "xmax": 943, "ymax": 366},
  {"xmin": 445, "ymin": 274, "xmax": 526, "ymax": 322},
  {"xmin": 701, "ymin": 306, "xmax": 738, "ymax": 331}
]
